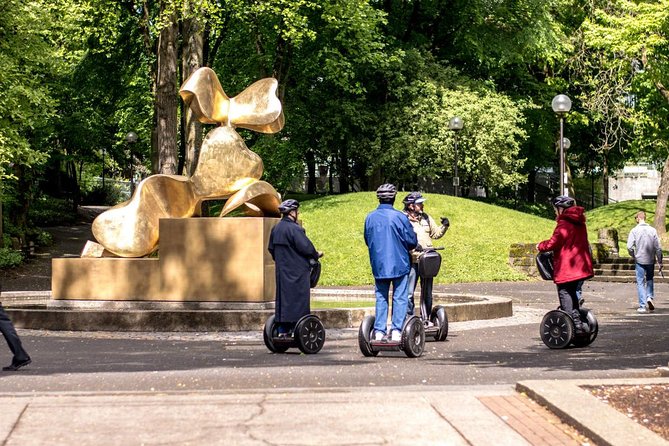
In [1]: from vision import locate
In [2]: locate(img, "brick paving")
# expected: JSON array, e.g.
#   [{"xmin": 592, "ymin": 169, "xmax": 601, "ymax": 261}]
[{"xmin": 479, "ymin": 395, "xmax": 594, "ymax": 446}]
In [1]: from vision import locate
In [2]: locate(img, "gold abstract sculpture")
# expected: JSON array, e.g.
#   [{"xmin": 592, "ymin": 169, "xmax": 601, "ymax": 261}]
[{"xmin": 91, "ymin": 67, "xmax": 283, "ymax": 257}]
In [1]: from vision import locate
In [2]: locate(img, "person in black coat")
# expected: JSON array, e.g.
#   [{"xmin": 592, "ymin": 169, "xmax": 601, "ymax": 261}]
[
  {"xmin": 0, "ymin": 285, "xmax": 31, "ymax": 371},
  {"xmin": 268, "ymin": 199, "xmax": 322, "ymax": 336}
]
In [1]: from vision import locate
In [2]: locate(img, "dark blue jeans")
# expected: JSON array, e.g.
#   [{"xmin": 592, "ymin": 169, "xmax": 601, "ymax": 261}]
[{"xmin": 0, "ymin": 304, "xmax": 30, "ymax": 365}]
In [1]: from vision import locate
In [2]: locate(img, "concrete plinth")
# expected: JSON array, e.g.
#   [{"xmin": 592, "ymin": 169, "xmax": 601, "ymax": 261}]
[{"xmin": 51, "ymin": 217, "xmax": 279, "ymax": 302}]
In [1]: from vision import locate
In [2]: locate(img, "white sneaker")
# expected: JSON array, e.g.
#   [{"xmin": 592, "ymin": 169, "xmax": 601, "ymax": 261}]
[
  {"xmin": 390, "ymin": 330, "xmax": 401, "ymax": 342},
  {"xmin": 637, "ymin": 307, "xmax": 648, "ymax": 314},
  {"xmin": 647, "ymin": 298, "xmax": 655, "ymax": 311},
  {"xmin": 373, "ymin": 331, "xmax": 384, "ymax": 341}
]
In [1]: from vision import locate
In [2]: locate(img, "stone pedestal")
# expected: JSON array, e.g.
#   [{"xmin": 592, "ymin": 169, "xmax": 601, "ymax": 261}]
[{"xmin": 52, "ymin": 217, "xmax": 279, "ymax": 302}]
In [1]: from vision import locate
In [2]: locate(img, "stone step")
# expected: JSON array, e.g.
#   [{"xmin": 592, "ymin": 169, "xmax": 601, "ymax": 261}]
[{"xmin": 590, "ymin": 275, "xmax": 669, "ymax": 283}]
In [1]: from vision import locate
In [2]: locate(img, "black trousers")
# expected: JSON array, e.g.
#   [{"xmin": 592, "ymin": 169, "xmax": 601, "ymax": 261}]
[
  {"xmin": 556, "ymin": 281, "xmax": 584, "ymax": 326},
  {"xmin": 0, "ymin": 304, "xmax": 30, "ymax": 364}
]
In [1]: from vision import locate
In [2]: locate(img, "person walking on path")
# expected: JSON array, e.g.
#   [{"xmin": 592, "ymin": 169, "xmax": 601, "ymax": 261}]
[
  {"xmin": 268, "ymin": 199, "xmax": 322, "ymax": 336},
  {"xmin": 402, "ymin": 192, "xmax": 449, "ymax": 319},
  {"xmin": 627, "ymin": 211, "xmax": 663, "ymax": 313},
  {"xmin": 364, "ymin": 184, "xmax": 418, "ymax": 342},
  {"xmin": 0, "ymin": 285, "xmax": 31, "ymax": 371},
  {"xmin": 536, "ymin": 196, "xmax": 594, "ymax": 333}
]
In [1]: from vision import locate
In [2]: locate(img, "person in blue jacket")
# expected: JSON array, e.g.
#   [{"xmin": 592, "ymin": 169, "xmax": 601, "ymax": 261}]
[
  {"xmin": 364, "ymin": 184, "xmax": 418, "ymax": 342},
  {"xmin": 268, "ymin": 199, "xmax": 322, "ymax": 336}
]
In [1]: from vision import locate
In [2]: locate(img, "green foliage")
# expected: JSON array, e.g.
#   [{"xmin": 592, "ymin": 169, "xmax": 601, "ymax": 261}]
[
  {"xmin": 377, "ymin": 73, "xmax": 529, "ymax": 190},
  {"xmin": 300, "ymin": 192, "xmax": 555, "ymax": 285},
  {"xmin": 28, "ymin": 197, "xmax": 78, "ymax": 227},
  {"xmin": 0, "ymin": 248, "xmax": 23, "ymax": 269}
]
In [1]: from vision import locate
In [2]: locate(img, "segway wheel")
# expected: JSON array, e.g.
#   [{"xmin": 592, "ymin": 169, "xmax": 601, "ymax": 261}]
[
  {"xmin": 540, "ymin": 310, "xmax": 574, "ymax": 349},
  {"xmin": 402, "ymin": 316, "xmax": 426, "ymax": 358},
  {"xmin": 263, "ymin": 315, "xmax": 289, "ymax": 353},
  {"xmin": 358, "ymin": 315, "xmax": 379, "ymax": 357},
  {"xmin": 430, "ymin": 306, "xmax": 449, "ymax": 341},
  {"xmin": 296, "ymin": 315, "xmax": 326, "ymax": 354},
  {"xmin": 571, "ymin": 308, "xmax": 599, "ymax": 348}
]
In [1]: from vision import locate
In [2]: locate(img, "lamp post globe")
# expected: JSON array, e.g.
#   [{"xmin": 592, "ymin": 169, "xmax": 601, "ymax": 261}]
[
  {"xmin": 448, "ymin": 116, "xmax": 464, "ymax": 197},
  {"xmin": 448, "ymin": 116, "xmax": 464, "ymax": 131},
  {"xmin": 125, "ymin": 131, "xmax": 138, "ymax": 144},
  {"xmin": 562, "ymin": 137, "xmax": 571, "ymax": 150},
  {"xmin": 551, "ymin": 94, "xmax": 572, "ymax": 114},
  {"xmin": 552, "ymin": 94, "xmax": 571, "ymax": 196}
]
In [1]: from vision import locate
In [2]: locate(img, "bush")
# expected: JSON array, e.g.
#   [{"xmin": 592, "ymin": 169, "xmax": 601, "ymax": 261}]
[
  {"xmin": 80, "ymin": 183, "xmax": 125, "ymax": 206},
  {"xmin": 29, "ymin": 197, "xmax": 78, "ymax": 226},
  {"xmin": 0, "ymin": 247, "xmax": 23, "ymax": 269}
]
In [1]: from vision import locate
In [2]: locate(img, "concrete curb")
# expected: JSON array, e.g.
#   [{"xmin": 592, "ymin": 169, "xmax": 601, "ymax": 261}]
[
  {"xmin": 3, "ymin": 290, "xmax": 512, "ymax": 332},
  {"xmin": 517, "ymin": 378, "xmax": 669, "ymax": 446}
]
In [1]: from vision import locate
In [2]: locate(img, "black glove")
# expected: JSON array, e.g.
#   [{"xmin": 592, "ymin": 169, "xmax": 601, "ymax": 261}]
[
  {"xmin": 440, "ymin": 217, "xmax": 450, "ymax": 227},
  {"xmin": 415, "ymin": 244, "xmax": 423, "ymax": 252}
]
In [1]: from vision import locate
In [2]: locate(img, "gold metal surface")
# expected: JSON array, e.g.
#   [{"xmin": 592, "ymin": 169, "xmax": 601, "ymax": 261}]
[
  {"xmin": 92, "ymin": 68, "xmax": 284, "ymax": 257},
  {"xmin": 54, "ymin": 218, "xmax": 279, "ymax": 302}
]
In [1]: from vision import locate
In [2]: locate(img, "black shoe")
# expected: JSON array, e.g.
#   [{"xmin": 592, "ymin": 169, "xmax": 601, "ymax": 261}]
[
  {"xmin": 3, "ymin": 358, "xmax": 31, "ymax": 371},
  {"xmin": 574, "ymin": 322, "xmax": 590, "ymax": 335}
]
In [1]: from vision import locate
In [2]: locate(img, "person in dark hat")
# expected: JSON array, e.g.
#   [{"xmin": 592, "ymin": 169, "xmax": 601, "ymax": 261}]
[
  {"xmin": 0, "ymin": 285, "xmax": 31, "ymax": 371},
  {"xmin": 268, "ymin": 199, "xmax": 322, "ymax": 336}
]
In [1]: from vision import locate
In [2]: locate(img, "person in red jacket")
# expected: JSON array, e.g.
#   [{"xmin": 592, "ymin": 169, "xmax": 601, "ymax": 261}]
[{"xmin": 537, "ymin": 196, "xmax": 594, "ymax": 333}]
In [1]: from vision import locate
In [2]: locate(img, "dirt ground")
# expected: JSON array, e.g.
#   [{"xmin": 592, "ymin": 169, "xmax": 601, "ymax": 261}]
[{"xmin": 585, "ymin": 384, "xmax": 669, "ymax": 440}]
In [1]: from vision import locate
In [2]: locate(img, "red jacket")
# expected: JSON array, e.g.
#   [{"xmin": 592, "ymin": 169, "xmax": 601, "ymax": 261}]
[{"xmin": 538, "ymin": 206, "xmax": 594, "ymax": 284}]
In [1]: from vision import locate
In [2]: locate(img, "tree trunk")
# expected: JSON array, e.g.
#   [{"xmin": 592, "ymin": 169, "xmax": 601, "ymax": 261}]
[
  {"xmin": 306, "ymin": 150, "xmax": 316, "ymax": 194},
  {"xmin": 181, "ymin": 15, "xmax": 203, "ymax": 177},
  {"xmin": 338, "ymin": 145, "xmax": 350, "ymax": 193},
  {"xmin": 526, "ymin": 169, "xmax": 536, "ymax": 203},
  {"xmin": 154, "ymin": 10, "xmax": 179, "ymax": 175},
  {"xmin": 602, "ymin": 155, "xmax": 609, "ymax": 204},
  {"xmin": 653, "ymin": 154, "xmax": 669, "ymax": 240}
]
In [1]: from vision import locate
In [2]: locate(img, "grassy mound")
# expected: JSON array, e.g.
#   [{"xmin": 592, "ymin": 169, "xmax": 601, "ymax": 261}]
[{"xmin": 299, "ymin": 192, "xmax": 556, "ymax": 286}]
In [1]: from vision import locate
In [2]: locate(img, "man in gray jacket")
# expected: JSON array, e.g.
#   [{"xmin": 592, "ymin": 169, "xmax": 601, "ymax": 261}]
[{"xmin": 627, "ymin": 211, "xmax": 663, "ymax": 313}]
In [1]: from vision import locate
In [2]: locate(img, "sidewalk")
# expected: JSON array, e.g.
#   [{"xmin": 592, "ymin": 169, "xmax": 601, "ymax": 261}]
[{"xmin": 1, "ymin": 380, "xmax": 667, "ymax": 445}]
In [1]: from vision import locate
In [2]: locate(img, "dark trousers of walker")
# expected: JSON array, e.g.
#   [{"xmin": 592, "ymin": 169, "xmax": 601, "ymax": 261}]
[{"xmin": 0, "ymin": 304, "xmax": 30, "ymax": 364}]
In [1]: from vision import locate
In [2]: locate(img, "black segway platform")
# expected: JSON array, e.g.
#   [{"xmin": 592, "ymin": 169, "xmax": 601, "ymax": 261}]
[
  {"xmin": 263, "ymin": 314, "xmax": 326, "ymax": 354},
  {"xmin": 358, "ymin": 315, "xmax": 425, "ymax": 358}
]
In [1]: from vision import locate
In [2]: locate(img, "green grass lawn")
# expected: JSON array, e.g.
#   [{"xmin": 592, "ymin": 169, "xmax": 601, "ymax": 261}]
[
  {"xmin": 586, "ymin": 199, "xmax": 664, "ymax": 256},
  {"xmin": 299, "ymin": 192, "xmax": 557, "ymax": 286}
]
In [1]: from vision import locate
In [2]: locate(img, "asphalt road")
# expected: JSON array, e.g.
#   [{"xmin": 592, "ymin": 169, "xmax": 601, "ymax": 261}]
[{"xmin": 1, "ymin": 281, "xmax": 665, "ymax": 393}]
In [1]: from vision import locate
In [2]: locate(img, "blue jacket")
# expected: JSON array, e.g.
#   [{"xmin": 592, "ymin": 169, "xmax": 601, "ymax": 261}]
[{"xmin": 364, "ymin": 204, "xmax": 418, "ymax": 279}]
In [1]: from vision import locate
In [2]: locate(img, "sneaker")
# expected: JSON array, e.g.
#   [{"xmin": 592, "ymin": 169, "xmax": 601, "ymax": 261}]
[
  {"xmin": 637, "ymin": 307, "xmax": 648, "ymax": 314},
  {"xmin": 424, "ymin": 321, "xmax": 435, "ymax": 328},
  {"xmin": 647, "ymin": 298, "xmax": 655, "ymax": 311},
  {"xmin": 373, "ymin": 331, "xmax": 384, "ymax": 341},
  {"xmin": 2, "ymin": 358, "xmax": 31, "ymax": 371},
  {"xmin": 390, "ymin": 330, "xmax": 401, "ymax": 342}
]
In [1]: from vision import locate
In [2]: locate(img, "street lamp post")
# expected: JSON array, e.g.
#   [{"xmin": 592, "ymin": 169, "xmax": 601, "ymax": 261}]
[
  {"xmin": 552, "ymin": 94, "xmax": 572, "ymax": 196},
  {"xmin": 125, "ymin": 131, "xmax": 138, "ymax": 195},
  {"xmin": 449, "ymin": 116, "xmax": 464, "ymax": 197}
]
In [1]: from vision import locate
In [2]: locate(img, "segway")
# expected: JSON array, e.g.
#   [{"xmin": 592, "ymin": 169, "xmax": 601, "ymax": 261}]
[
  {"xmin": 263, "ymin": 314, "xmax": 326, "ymax": 354},
  {"xmin": 358, "ymin": 314, "xmax": 425, "ymax": 357},
  {"xmin": 536, "ymin": 251, "xmax": 599, "ymax": 349},
  {"xmin": 416, "ymin": 247, "xmax": 448, "ymax": 342},
  {"xmin": 263, "ymin": 257, "xmax": 326, "ymax": 354}
]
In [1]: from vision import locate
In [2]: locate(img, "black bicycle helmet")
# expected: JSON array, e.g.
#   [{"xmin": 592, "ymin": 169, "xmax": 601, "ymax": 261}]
[
  {"xmin": 278, "ymin": 199, "xmax": 300, "ymax": 214},
  {"xmin": 376, "ymin": 183, "xmax": 397, "ymax": 200},
  {"xmin": 403, "ymin": 192, "xmax": 426, "ymax": 205},
  {"xmin": 551, "ymin": 195, "xmax": 575, "ymax": 209}
]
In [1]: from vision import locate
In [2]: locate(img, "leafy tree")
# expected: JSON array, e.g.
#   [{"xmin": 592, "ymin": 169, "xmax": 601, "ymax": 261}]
[{"xmin": 581, "ymin": 0, "xmax": 669, "ymax": 239}]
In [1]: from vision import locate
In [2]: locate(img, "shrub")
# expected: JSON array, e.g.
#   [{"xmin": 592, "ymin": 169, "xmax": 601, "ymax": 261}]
[{"xmin": 0, "ymin": 247, "xmax": 23, "ymax": 269}]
